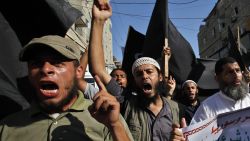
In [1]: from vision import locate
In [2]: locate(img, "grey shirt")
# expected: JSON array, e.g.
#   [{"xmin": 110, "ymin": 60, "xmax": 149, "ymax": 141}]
[{"xmin": 147, "ymin": 98, "xmax": 173, "ymax": 141}]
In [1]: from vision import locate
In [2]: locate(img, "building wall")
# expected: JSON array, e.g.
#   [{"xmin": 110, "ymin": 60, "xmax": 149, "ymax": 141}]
[
  {"xmin": 66, "ymin": 0, "xmax": 114, "ymax": 76},
  {"xmin": 64, "ymin": 0, "xmax": 114, "ymax": 87},
  {"xmin": 198, "ymin": 0, "xmax": 250, "ymax": 59}
]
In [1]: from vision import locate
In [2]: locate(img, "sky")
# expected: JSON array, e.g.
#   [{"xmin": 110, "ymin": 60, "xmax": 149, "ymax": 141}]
[{"xmin": 110, "ymin": 0, "xmax": 218, "ymax": 62}]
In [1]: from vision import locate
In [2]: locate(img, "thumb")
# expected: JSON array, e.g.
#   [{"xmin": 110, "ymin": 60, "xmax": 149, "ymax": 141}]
[
  {"xmin": 180, "ymin": 118, "xmax": 187, "ymax": 128},
  {"xmin": 94, "ymin": 75, "xmax": 107, "ymax": 92},
  {"xmin": 172, "ymin": 123, "xmax": 180, "ymax": 129}
]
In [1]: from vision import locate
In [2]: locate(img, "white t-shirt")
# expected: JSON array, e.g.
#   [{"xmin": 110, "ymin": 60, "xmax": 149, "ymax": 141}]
[{"xmin": 190, "ymin": 91, "xmax": 250, "ymax": 125}]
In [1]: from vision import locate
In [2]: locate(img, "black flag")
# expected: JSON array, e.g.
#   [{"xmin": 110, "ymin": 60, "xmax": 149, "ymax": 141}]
[
  {"xmin": 168, "ymin": 21, "xmax": 197, "ymax": 83},
  {"xmin": 143, "ymin": 0, "xmax": 168, "ymax": 59},
  {"xmin": 122, "ymin": 26, "xmax": 145, "ymax": 88},
  {"xmin": 0, "ymin": 0, "xmax": 82, "ymax": 119},
  {"xmin": 143, "ymin": 0, "xmax": 196, "ymax": 84},
  {"xmin": 0, "ymin": 0, "xmax": 82, "ymax": 45},
  {"xmin": 0, "ymin": 13, "xmax": 30, "ymax": 119}
]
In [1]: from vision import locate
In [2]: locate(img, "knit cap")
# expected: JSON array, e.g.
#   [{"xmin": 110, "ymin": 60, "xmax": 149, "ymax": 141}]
[{"xmin": 132, "ymin": 57, "xmax": 161, "ymax": 76}]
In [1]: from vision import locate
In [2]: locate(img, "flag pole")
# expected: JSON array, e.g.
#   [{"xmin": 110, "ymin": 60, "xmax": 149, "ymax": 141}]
[
  {"xmin": 237, "ymin": 26, "xmax": 240, "ymax": 51},
  {"xmin": 163, "ymin": 0, "xmax": 169, "ymax": 78},
  {"xmin": 237, "ymin": 26, "xmax": 249, "ymax": 72},
  {"xmin": 163, "ymin": 38, "xmax": 169, "ymax": 78}
]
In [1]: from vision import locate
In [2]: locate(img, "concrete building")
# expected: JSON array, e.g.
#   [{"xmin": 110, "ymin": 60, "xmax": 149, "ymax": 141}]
[
  {"xmin": 66, "ymin": 0, "xmax": 114, "ymax": 86},
  {"xmin": 113, "ymin": 56, "xmax": 122, "ymax": 68},
  {"xmin": 198, "ymin": 0, "xmax": 250, "ymax": 60}
]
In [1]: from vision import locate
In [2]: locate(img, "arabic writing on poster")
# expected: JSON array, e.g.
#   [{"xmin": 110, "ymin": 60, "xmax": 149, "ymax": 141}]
[{"xmin": 181, "ymin": 107, "xmax": 250, "ymax": 141}]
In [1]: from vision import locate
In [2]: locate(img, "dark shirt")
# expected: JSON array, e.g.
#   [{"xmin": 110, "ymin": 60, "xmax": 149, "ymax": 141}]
[
  {"xmin": 106, "ymin": 78, "xmax": 126, "ymax": 103},
  {"xmin": 184, "ymin": 100, "xmax": 200, "ymax": 125},
  {"xmin": 147, "ymin": 98, "xmax": 173, "ymax": 141}
]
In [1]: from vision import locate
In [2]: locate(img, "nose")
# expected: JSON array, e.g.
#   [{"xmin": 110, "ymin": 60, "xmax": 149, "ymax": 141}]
[
  {"xmin": 116, "ymin": 77, "xmax": 121, "ymax": 81},
  {"xmin": 40, "ymin": 61, "xmax": 55, "ymax": 76},
  {"xmin": 114, "ymin": 75, "xmax": 120, "ymax": 81},
  {"xmin": 142, "ymin": 71, "xmax": 149, "ymax": 79}
]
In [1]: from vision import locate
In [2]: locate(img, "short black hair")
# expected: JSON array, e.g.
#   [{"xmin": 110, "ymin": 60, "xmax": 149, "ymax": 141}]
[
  {"xmin": 215, "ymin": 57, "xmax": 238, "ymax": 75},
  {"xmin": 110, "ymin": 68, "xmax": 127, "ymax": 77},
  {"xmin": 73, "ymin": 60, "xmax": 80, "ymax": 68}
]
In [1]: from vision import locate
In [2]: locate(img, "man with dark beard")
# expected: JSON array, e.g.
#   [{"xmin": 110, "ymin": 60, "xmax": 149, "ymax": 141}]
[
  {"xmin": 88, "ymin": 0, "xmax": 184, "ymax": 140},
  {"xmin": 170, "ymin": 57, "xmax": 250, "ymax": 141},
  {"xmin": 0, "ymin": 35, "xmax": 133, "ymax": 141},
  {"xmin": 122, "ymin": 57, "xmax": 184, "ymax": 141}
]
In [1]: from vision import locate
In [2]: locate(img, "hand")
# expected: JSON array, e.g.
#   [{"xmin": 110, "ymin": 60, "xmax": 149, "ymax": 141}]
[
  {"xmin": 170, "ymin": 118, "xmax": 187, "ymax": 141},
  {"xmin": 89, "ymin": 75, "xmax": 120, "ymax": 129},
  {"xmin": 163, "ymin": 46, "xmax": 171, "ymax": 61},
  {"xmin": 92, "ymin": 0, "xmax": 112, "ymax": 21},
  {"xmin": 243, "ymin": 68, "xmax": 250, "ymax": 83},
  {"xmin": 166, "ymin": 75, "xmax": 176, "ymax": 97}
]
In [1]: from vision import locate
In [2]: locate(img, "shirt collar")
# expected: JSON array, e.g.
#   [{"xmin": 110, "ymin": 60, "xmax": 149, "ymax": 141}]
[
  {"xmin": 218, "ymin": 90, "xmax": 236, "ymax": 102},
  {"xmin": 29, "ymin": 91, "xmax": 90, "ymax": 117}
]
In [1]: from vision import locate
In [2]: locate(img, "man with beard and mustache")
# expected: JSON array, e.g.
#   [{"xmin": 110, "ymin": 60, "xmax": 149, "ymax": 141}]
[
  {"xmin": 0, "ymin": 35, "xmax": 133, "ymax": 141},
  {"xmin": 170, "ymin": 57, "xmax": 250, "ymax": 141},
  {"xmin": 181, "ymin": 80, "xmax": 200, "ymax": 125},
  {"xmin": 88, "ymin": 0, "xmax": 184, "ymax": 140},
  {"xmin": 190, "ymin": 57, "xmax": 250, "ymax": 124}
]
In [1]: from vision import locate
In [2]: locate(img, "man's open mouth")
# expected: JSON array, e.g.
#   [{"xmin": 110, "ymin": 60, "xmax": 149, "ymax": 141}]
[
  {"xmin": 142, "ymin": 83, "xmax": 152, "ymax": 93},
  {"xmin": 40, "ymin": 82, "xmax": 59, "ymax": 96}
]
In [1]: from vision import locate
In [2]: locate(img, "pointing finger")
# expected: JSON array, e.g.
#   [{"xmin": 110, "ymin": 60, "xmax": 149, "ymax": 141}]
[{"xmin": 94, "ymin": 75, "xmax": 107, "ymax": 92}]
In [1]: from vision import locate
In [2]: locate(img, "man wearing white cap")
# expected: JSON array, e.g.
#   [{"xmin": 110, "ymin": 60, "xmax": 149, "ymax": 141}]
[
  {"xmin": 88, "ymin": 1, "xmax": 184, "ymax": 140},
  {"xmin": 181, "ymin": 80, "xmax": 200, "ymax": 125}
]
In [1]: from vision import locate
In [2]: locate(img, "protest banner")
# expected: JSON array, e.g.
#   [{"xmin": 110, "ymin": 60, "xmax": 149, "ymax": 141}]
[{"xmin": 182, "ymin": 107, "xmax": 250, "ymax": 141}]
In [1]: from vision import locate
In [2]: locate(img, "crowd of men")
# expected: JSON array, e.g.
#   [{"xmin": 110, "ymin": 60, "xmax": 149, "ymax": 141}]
[{"xmin": 0, "ymin": 0, "xmax": 250, "ymax": 141}]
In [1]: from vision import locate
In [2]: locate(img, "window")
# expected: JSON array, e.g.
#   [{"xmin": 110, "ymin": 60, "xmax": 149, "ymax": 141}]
[
  {"xmin": 212, "ymin": 27, "xmax": 216, "ymax": 37},
  {"xmin": 203, "ymin": 38, "xmax": 206, "ymax": 46},
  {"xmin": 234, "ymin": 7, "xmax": 239, "ymax": 15},
  {"xmin": 231, "ymin": 7, "xmax": 238, "ymax": 23},
  {"xmin": 222, "ymin": 23, "xmax": 225, "ymax": 28},
  {"xmin": 75, "ymin": 26, "xmax": 83, "ymax": 35}
]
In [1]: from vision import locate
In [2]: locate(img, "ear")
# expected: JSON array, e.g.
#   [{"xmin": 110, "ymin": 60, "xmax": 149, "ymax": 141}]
[
  {"xmin": 159, "ymin": 72, "xmax": 163, "ymax": 81},
  {"xmin": 76, "ymin": 65, "xmax": 84, "ymax": 79}
]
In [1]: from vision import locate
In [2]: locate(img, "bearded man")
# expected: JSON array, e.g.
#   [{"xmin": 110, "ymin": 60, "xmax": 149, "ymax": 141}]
[
  {"xmin": 0, "ymin": 35, "xmax": 133, "ymax": 141},
  {"xmin": 88, "ymin": 0, "xmax": 184, "ymax": 140},
  {"xmin": 190, "ymin": 57, "xmax": 250, "ymax": 124},
  {"xmin": 170, "ymin": 57, "xmax": 250, "ymax": 141}
]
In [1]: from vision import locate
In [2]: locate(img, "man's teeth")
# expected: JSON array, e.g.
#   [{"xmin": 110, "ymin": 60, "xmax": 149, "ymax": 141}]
[{"xmin": 41, "ymin": 89, "xmax": 57, "ymax": 93}]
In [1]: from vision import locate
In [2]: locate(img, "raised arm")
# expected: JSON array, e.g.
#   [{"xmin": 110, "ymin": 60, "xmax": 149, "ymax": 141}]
[
  {"xmin": 165, "ymin": 75, "xmax": 176, "ymax": 100},
  {"xmin": 88, "ymin": 0, "xmax": 112, "ymax": 85},
  {"xmin": 162, "ymin": 44, "xmax": 176, "ymax": 99},
  {"xmin": 77, "ymin": 49, "xmax": 88, "ymax": 92}
]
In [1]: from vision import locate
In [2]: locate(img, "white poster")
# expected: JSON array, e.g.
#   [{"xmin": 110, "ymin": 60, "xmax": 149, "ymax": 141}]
[{"xmin": 182, "ymin": 107, "xmax": 250, "ymax": 141}]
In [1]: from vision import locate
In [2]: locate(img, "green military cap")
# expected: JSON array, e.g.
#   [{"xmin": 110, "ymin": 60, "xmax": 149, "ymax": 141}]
[{"xmin": 19, "ymin": 35, "xmax": 81, "ymax": 62}]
